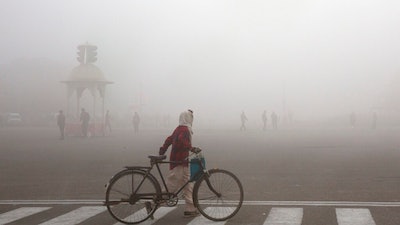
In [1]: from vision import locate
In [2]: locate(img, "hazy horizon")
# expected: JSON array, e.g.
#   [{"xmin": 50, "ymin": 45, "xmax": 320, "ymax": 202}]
[{"xmin": 1, "ymin": 0, "xmax": 400, "ymax": 127}]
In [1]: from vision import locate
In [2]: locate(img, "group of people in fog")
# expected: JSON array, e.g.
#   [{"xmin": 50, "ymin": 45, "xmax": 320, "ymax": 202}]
[
  {"xmin": 240, "ymin": 110, "xmax": 280, "ymax": 131},
  {"xmin": 55, "ymin": 108, "xmax": 381, "ymax": 139},
  {"xmin": 240, "ymin": 110, "xmax": 378, "ymax": 131},
  {"xmin": 56, "ymin": 108, "xmax": 141, "ymax": 139}
]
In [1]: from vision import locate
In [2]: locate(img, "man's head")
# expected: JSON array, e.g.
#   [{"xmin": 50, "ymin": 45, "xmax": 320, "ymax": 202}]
[{"xmin": 179, "ymin": 109, "xmax": 193, "ymax": 127}]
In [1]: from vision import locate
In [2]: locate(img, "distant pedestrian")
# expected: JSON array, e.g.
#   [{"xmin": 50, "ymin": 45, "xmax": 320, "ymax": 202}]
[
  {"xmin": 350, "ymin": 112, "xmax": 356, "ymax": 128},
  {"xmin": 271, "ymin": 112, "xmax": 278, "ymax": 130},
  {"xmin": 262, "ymin": 110, "xmax": 267, "ymax": 131},
  {"xmin": 57, "ymin": 110, "xmax": 66, "ymax": 140},
  {"xmin": 105, "ymin": 110, "xmax": 111, "ymax": 134},
  {"xmin": 133, "ymin": 112, "xmax": 140, "ymax": 133},
  {"xmin": 80, "ymin": 108, "xmax": 90, "ymax": 137},
  {"xmin": 240, "ymin": 111, "xmax": 248, "ymax": 131}
]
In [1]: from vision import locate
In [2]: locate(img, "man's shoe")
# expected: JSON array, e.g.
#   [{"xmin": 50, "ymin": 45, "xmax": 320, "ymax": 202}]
[
  {"xmin": 184, "ymin": 211, "xmax": 200, "ymax": 218},
  {"xmin": 145, "ymin": 202, "xmax": 154, "ymax": 220}
]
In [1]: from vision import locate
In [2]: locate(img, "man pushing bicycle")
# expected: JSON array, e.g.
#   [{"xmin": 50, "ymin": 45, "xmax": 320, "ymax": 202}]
[
  {"xmin": 159, "ymin": 109, "xmax": 200, "ymax": 217},
  {"xmin": 105, "ymin": 109, "xmax": 243, "ymax": 224}
]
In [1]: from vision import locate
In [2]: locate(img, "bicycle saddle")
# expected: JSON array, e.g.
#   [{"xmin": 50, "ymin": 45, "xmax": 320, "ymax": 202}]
[{"xmin": 148, "ymin": 155, "xmax": 167, "ymax": 162}]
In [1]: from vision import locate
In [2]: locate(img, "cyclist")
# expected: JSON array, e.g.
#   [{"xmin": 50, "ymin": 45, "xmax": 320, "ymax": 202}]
[{"xmin": 159, "ymin": 109, "xmax": 199, "ymax": 217}]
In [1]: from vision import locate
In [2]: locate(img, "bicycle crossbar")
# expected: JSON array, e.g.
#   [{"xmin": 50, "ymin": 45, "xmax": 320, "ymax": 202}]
[{"xmin": 125, "ymin": 166, "xmax": 151, "ymax": 170}]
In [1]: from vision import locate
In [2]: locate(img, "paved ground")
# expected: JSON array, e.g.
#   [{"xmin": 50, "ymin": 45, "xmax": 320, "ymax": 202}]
[
  {"xmin": 1, "ymin": 126, "xmax": 400, "ymax": 224},
  {"xmin": 1, "ymin": 126, "xmax": 400, "ymax": 201}
]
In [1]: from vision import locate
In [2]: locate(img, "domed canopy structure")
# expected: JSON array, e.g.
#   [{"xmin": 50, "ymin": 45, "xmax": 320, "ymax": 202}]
[
  {"xmin": 62, "ymin": 64, "xmax": 112, "ymax": 92},
  {"xmin": 62, "ymin": 64, "xmax": 113, "ymax": 101},
  {"xmin": 68, "ymin": 64, "xmax": 109, "ymax": 82}
]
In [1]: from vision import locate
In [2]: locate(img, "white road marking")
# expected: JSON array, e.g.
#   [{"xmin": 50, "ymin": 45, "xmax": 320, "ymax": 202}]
[
  {"xmin": 0, "ymin": 207, "xmax": 50, "ymax": 224},
  {"xmin": 0, "ymin": 200, "xmax": 104, "ymax": 205},
  {"xmin": 242, "ymin": 201, "xmax": 400, "ymax": 207},
  {"xmin": 113, "ymin": 206, "xmax": 176, "ymax": 225},
  {"xmin": 39, "ymin": 206, "xmax": 105, "ymax": 225},
  {"xmin": 187, "ymin": 207, "xmax": 229, "ymax": 225},
  {"xmin": 0, "ymin": 204, "xmax": 391, "ymax": 225},
  {"xmin": 336, "ymin": 208, "xmax": 376, "ymax": 225},
  {"xmin": 263, "ymin": 207, "xmax": 303, "ymax": 225},
  {"xmin": 188, "ymin": 216, "xmax": 226, "ymax": 225}
]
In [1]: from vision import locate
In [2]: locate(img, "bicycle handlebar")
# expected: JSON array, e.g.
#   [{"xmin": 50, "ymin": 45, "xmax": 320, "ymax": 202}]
[
  {"xmin": 191, "ymin": 147, "xmax": 202, "ymax": 154},
  {"xmin": 153, "ymin": 147, "xmax": 202, "ymax": 163}
]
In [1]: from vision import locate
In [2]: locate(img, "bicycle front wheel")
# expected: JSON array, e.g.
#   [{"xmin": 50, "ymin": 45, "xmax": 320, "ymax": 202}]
[
  {"xmin": 105, "ymin": 169, "xmax": 160, "ymax": 224},
  {"xmin": 193, "ymin": 169, "xmax": 244, "ymax": 221}
]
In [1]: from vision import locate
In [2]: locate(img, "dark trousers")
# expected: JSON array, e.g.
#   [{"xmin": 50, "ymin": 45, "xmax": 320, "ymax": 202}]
[
  {"xmin": 82, "ymin": 123, "xmax": 88, "ymax": 137},
  {"xmin": 59, "ymin": 125, "xmax": 65, "ymax": 139}
]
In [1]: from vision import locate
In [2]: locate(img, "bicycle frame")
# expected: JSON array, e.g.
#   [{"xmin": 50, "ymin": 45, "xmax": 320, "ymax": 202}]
[
  {"xmin": 124, "ymin": 153, "xmax": 219, "ymax": 204},
  {"xmin": 159, "ymin": 155, "xmax": 204, "ymax": 198}
]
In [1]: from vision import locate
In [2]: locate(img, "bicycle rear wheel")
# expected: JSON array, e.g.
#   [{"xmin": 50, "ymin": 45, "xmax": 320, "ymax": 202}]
[
  {"xmin": 193, "ymin": 169, "xmax": 244, "ymax": 221},
  {"xmin": 105, "ymin": 169, "xmax": 160, "ymax": 224}
]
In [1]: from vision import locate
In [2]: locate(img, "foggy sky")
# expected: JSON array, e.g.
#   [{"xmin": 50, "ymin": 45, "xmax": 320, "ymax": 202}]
[{"xmin": 1, "ymin": 0, "xmax": 400, "ymax": 124}]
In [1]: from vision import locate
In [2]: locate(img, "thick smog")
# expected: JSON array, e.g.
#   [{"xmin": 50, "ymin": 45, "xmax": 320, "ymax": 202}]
[{"xmin": 1, "ymin": 1, "xmax": 400, "ymax": 224}]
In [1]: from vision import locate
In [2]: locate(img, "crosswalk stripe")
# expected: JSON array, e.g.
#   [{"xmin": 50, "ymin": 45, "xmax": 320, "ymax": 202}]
[
  {"xmin": 0, "ymin": 207, "xmax": 50, "ymax": 224},
  {"xmin": 187, "ymin": 207, "xmax": 228, "ymax": 225},
  {"xmin": 0, "ymin": 205, "xmax": 389, "ymax": 224},
  {"xmin": 38, "ymin": 206, "xmax": 106, "ymax": 225},
  {"xmin": 336, "ymin": 208, "xmax": 376, "ymax": 225},
  {"xmin": 188, "ymin": 216, "xmax": 226, "ymax": 225},
  {"xmin": 113, "ymin": 206, "xmax": 176, "ymax": 225},
  {"xmin": 263, "ymin": 207, "xmax": 303, "ymax": 225}
]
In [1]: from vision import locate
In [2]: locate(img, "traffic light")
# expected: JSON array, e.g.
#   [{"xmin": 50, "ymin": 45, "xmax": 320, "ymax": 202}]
[
  {"xmin": 77, "ymin": 45, "xmax": 86, "ymax": 64},
  {"xmin": 76, "ymin": 44, "xmax": 98, "ymax": 64},
  {"xmin": 86, "ymin": 45, "xmax": 97, "ymax": 64}
]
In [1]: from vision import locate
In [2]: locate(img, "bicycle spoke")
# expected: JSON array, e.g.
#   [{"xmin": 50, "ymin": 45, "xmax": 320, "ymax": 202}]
[
  {"xmin": 105, "ymin": 170, "xmax": 159, "ymax": 224},
  {"xmin": 193, "ymin": 169, "xmax": 243, "ymax": 221},
  {"xmin": 105, "ymin": 200, "xmax": 130, "ymax": 206},
  {"xmin": 110, "ymin": 188, "xmax": 129, "ymax": 197}
]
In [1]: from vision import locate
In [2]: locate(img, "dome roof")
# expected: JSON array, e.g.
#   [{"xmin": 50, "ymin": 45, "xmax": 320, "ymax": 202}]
[{"xmin": 67, "ymin": 64, "xmax": 108, "ymax": 82}]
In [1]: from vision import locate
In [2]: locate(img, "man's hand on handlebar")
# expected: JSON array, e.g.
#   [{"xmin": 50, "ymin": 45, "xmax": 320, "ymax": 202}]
[
  {"xmin": 159, "ymin": 147, "xmax": 165, "ymax": 155},
  {"xmin": 191, "ymin": 147, "xmax": 202, "ymax": 153}
]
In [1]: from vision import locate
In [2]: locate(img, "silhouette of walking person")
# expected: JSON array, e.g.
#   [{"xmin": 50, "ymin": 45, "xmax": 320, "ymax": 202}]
[
  {"xmin": 57, "ymin": 110, "xmax": 66, "ymax": 140},
  {"xmin": 80, "ymin": 108, "xmax": 90, "ymax": 137},
  {"xmin": 240, "ymin": 111, "xmax": 248, "ymax": 131},
  {"xmin": 262, "ymin": 110, "xmax": 267, "ymax": 131},
  {"xmin": 105, "ymin": 110, "xmax": 111, "ymax": 134},
  {"xmin": 271, "ymin": 111, "xmax": 278, "ymax": 130}
]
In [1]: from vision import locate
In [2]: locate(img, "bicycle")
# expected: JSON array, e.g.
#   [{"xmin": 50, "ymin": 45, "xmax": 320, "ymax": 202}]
[{"xmin": 104, "ymin": 148, "xmax": 244, "ymax": 224}]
